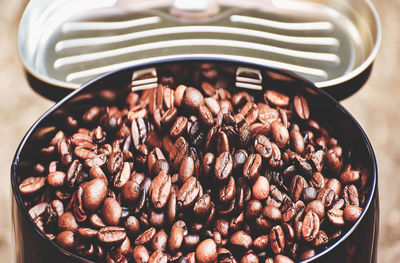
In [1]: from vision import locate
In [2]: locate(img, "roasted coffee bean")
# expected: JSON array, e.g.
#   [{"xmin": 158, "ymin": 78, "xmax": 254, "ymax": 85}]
[
  {"xmin": 264, "ymin": 90, "xmax": 289, "ymax": 107},
  {"xmin": 262, "ymin": 205, "xmax": 282, "ymax": 222},
  {"xmin": 230, "ymin": 231, "xmax": 252, "ymax": 250},
  {"xmin": 169, "ymin": 137, "xmax": 189, "ymax": 170},
  {"xmin": 81, "ymin": 178, "xmax": 107, "ymax": 214},
  {"xmin": 136, "ymin": 227, "xmax": 156, "ymax": 245},
  {"xmin": 343, "ymin": 205, "xmax": 363, "ymax": 223},
  {"xmin": 58, "ymin": 211, "xmax": 78, "ymax": 232},
  {"xmin": 170, "ymin": 116, "xmax": 188, "ymax": 139},
  {"xmin": 169, "ymin": 222, "xmax": 185, "ymax": 251},
  {"xmin": 150, "ymin": 171, "xmax": 172, "ymax": 209},
  {"xmin": 302, "ymin": 211, "xmax": 320, "ymax": 242},
  {"xmin": 274, "ymin": 255, "xmax": 294, "ymax": 263},
  {"xmin": 56, "ymin": 230, "xmax": 75, "ymax": 249},
  {"xmin": 215, "ymin": 152, "xmax": 233, "ymax": 181},
  {"xmin": 122, "ymin": 181, "xmax": 140, "ymax": 203},
  {"xmin": 317, "ymin": 188, "xmax": 336, "ymax": 207},
  {"xmin": 152, "ymin": 229, "xmax": 168, "ymax": 251},
  {"xmin": 254, "ymin": 134, "xmax": 272, "ymax": 159},
  {"xmin": 245, "ymin": 200, "xmax": 262, "ymax": 220},
  {"xmin": 269, "ymin": 225, "xmax": 285, "ymax": 254},
  {"xmin": 271, "ymin": 121, "xmax": 289, "ymax": 149},
  {"xmin": 305, "ymin": 200, "xmax": 325, "ymax": 219},
  {"xmin": 219, "ymin": 176, "xmax": 236, "ymax": 203},
  {"xmin": 177, "ymin": 176, "xmax": 200, "ymax": 208},
  {"xmin": 184, "ymin": 87, "xmax": 204, "ymax": 111},
  {"xmin": 98, "ymin": 226, "xmax": 126, "ymax": 244},
  {"xmin": 327, "ymin": 208, "xmax": 345, "ymax": 227},
  {"xmin": 102, "ymin": 197, "xmax": 122, "ymax": 226},
  {"xmin": 19, "ymin": 176, "xmax": 46, "ymax": 195},
  {"xmin": 114, "ymin": 162, "xmax": 130, "ymax": 188},
  {"xmin": 196, "ymin": 239, "xmax": 217, "ymax": 263},
  {"xmin": 252, "ymin": 176, "xmax": 269, "ymax": 200},
  {"xmin": 149, "ymin": 250, "xmax": 168, "ymax": 263},
  {"xmin": 302, "ymin": 187, "xmax": 317, "ymax": 203},
  {"xmin": 293, "ymin": 95, "xmax": 310, "ymax": 120},
  {"xmin": 47, "ymin": 171, "xmax": 67, "ymax": 188},
  {"xmin": 199, "ymin": 105, "xmax": 215, "ymax": 127},
  {"xmin": 132, "ymin": 245, "xmax": 149, "ymax": 263},
  {"xmin": 243, "ymin": 154, "xmax": 262, "ymax": 181},
  {"xmin": 343, "ymin": 185, "xmax": 359, "ymax": 207},
  {"xmin": 313, "ymin": 230, "xmax": 329, "ymax": 248}
]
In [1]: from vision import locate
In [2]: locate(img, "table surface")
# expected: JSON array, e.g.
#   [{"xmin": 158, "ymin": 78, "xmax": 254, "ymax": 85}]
[{"xmin": 1, "ymin": 0, "xmax": 399, "ymax": 262}]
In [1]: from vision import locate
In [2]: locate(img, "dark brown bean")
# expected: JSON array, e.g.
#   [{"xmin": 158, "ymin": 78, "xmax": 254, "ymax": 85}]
[
  {"xmin": 98, "ymin": 226, "xmax": 126, "ymax": 244},
  {"xmin": 101, "ymin": 197, "xmax": 122, "ymax": 226},
  {"xmin": 243, "ymin": 153, "xmax": 262, "ymax": 181},
  {"xmin": 302, "ymin": 211, "xmax": 320, "ymax": 242},
  {"xmin": 196, "ymin": 239, "xmax": 217, "ymax": 263},
  {"xmin": 271, "ymin": 121, "xmax": 289, "ymax": 149},
  {"xmin": 19, "ymin": 176, "xmax": 46, "ymax": 195},
  {"xmin": 177, "ymin": 176, "xmax": 200, "ymax": 208},
  {"xmin": 269, "ymin": 225, "xmax": 285, "ymax": 254},
  {"xmin": 343, "ymin": 205, "xmax": 363, "ymax": 223},
  {"xmin": 215, "ymin": 152, "xmax": 233, "ymax": 181},
  {"xmin": 293, "ymin": 95, "xmax": 310, "ymax": 120},
  {"xmin": 230, "ymin": 231, "xmax": 252, "ymax": 250},
  {"xmin": 150, "ymin": 171, "xmax": 172, "ymax": 209}
]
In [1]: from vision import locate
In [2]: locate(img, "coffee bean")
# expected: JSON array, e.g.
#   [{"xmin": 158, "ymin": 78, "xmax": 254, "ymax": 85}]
[
  {"xmin": 245, "ymin": 200, "xmax": 262, "ymax": 220},
  {"xmin": 219, "ymin": 176, "xmax": 236, "ymax": 203},
  {"xmin": 293, "ymin": 95, "xmax": 310, "ymax": 120},
  {"xmin": 274, "ymin": 255, "xmax": 294, "ymax": 263},
  {"xmin": 184, "ymin": 87, "xmax": 204, "ymax": 111},
  {"xmin": 269, "ymin": 225, "xmax": 285, "ymax": 254},
  {"xmin": 343, "ymin": 205, "xmax": 363, "ymax": 223},
  {"xmin": 101, "ymin": 197, "xmax": 122, "ymax": 226},
  {"xmin": 196, "ymin": 239, "xmax": 217, "ymax": 263},
  {"xmin": 132, "ymin": 245, "xmax": 149, "ymax": 263},
  {"xmin": 243, "ymin": 153, "xmax": 262, "ymax": 181},
  {"xmin": 327, "ymin": 208, "xmax": 345, "ymax": 226},
  {"xmin": 264, "ymin": 90, "xmax": 289, "ymax": 107},
  {"xmin": 169, "ymin": 222, "xmax": 185, "ymax": 252},
  {"xmin": 19, "ymin": 176, "xmax": 46, "ymax": 195},
  {"xmin": 152, "ymin": 229, "xmax": 168, "ymax": 251},
  {"xmin": 302, "ymin": 211, "xmax": 320, "ymax": 242},
  {"xmin": 230, "ymin": 231, "xmax": 252, "ymax": 250},
  {"xmin": 82, "ymin": 178, "xmax": 107, "ymax": 212},
  {"xmin": 252, "ymin": 176, "xmax": 269, "ymax": 200},
  {"xmin": 254, "ymin": 134, "xmax": 272, "ymax": 159},
  {"xmin": 265, "ymin": 206, "xmax": 284, "ymax": 223},
  {"xmin": 177, "ymin": 176, "xmax": 200, "ymax": 208},
  {"xmin": 215, "ymin": 152, "xmax": 233, "ymax": 181},
  {"xmin": 150, "ymin": 171, "xmax": 172, "ymax": 209},
  {"xmin": 271, "ymin": 121, "xmax": 289, "ymax": 149},
  {"xmin": 56, "ymin": 230, "xmax": 75, "ymax": 249},
  {"xmin": 343, "ymin": 185, "xmax": 359, "ymax": 207},
  {"xmin": 98, "ymin": 226, "xmax": 126, "ymax": 244},
  {"xmin": 136, "ymin": 227, "xmax": 156, "ymax": 245},
  {"xmin": 149, "ymin": 250, "xmax": 168, "ymax": 263}
]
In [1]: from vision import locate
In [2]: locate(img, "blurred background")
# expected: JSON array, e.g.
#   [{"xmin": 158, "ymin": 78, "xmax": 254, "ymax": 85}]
[{"xmin": 0, "ymin": 0, "xmax": 399, "ymax": 262}]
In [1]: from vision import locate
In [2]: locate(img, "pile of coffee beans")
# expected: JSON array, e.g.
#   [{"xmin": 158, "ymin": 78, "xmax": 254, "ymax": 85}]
[{"xmin": 19, "ymin": 72, "xmax": 370, "ymax": 263}]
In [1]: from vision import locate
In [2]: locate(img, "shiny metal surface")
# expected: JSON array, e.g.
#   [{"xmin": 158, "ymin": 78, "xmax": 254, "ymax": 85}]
[{"xmin": 18, "ymin": 0, "xmax": 380, "ymax": 90}]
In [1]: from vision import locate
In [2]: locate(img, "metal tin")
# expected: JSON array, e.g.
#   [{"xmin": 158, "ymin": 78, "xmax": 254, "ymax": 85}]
[
  {"xmin": 17, "ymin": 0, "xmax": 380, "ymax": 100},
  {"xmin": 12, "ymin": 59, "xmax": 378, "ymax": 263}
]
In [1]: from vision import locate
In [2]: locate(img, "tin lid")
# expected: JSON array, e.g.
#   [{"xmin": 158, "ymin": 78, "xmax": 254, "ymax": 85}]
[{"xmin": 18, "ymin": 0, "xmax": 380, "ymax": 99}]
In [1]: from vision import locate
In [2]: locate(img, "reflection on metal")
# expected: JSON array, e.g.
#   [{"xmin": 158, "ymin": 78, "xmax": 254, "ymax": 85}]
[
  {"xmin": 18, "ymin": 0, "xmax": 381, "ymax": 91},
  {"xmin": 131, "ymin": 67, "xmax": 158, "ymax": 92},
  {"xmin": 236, "ymin": 67, "xmax": 263, "ymax": 90}
]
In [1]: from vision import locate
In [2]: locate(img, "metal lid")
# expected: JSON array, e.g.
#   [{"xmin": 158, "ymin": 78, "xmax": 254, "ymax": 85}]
[{"xmin": 18, "ymin": 0, "xmax": 380, "ymax": 98}]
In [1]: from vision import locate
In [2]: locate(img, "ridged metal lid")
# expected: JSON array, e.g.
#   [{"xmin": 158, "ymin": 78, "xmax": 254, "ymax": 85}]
[{"xmin": 18, "ymin": 0, "xmax": 380, "ymax": 96}]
